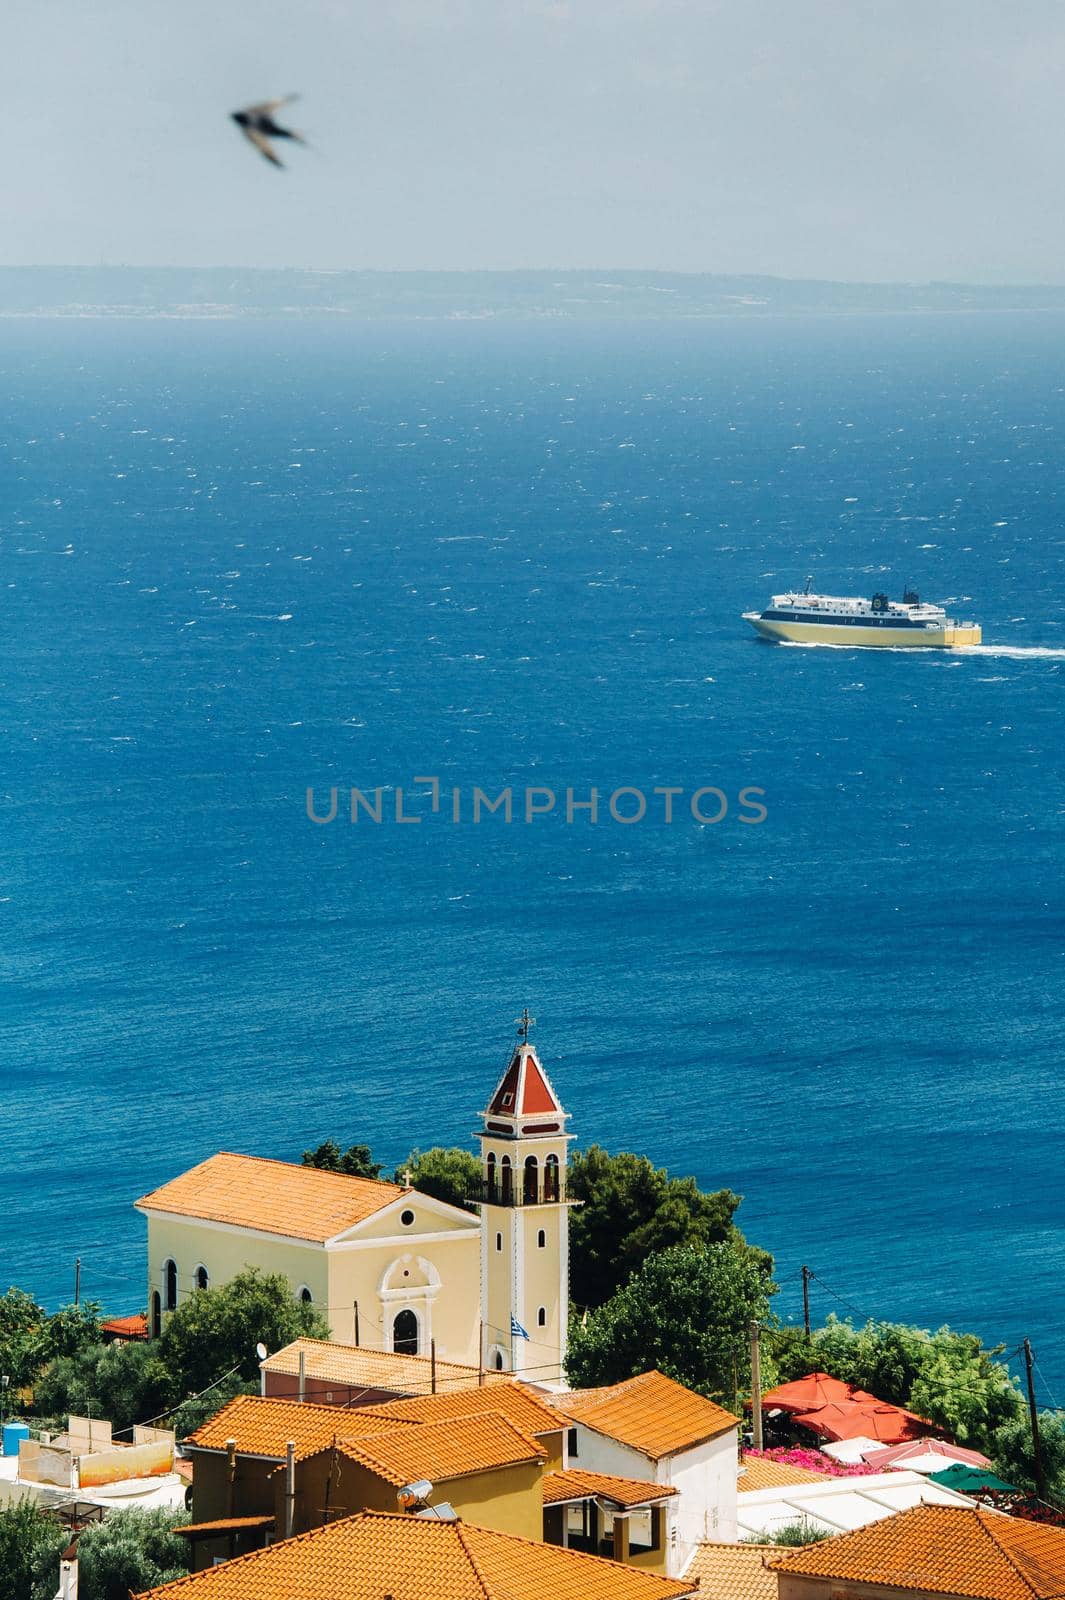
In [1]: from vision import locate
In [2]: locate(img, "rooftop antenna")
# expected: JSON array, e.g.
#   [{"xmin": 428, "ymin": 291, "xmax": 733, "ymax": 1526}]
[{"xmin": 515, "ymin": 1007, "xmax": 536, "ymax": 1044}]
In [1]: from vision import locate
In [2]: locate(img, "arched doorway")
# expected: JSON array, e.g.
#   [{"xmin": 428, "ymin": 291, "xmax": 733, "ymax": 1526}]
[
  {"xmin": 544, "ymin": 1153, "xmax": 560, "ymax": 1201},
  {"xmin": 392, "ymin": 1308, "xmax": 419, "ymax": 1355},
  {"xmin": 523, "ymin": 1155, "xmax": 539, "ymax": 1204},
  {"xmin": 500, "ymin": 1156, "xmax": 513, "ymax": 1203}
]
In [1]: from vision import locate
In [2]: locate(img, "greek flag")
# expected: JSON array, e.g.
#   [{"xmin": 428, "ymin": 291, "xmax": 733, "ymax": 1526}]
[{"xmin": 510, "ymin": 1315, "xmax": 529, "ymax": 1340}]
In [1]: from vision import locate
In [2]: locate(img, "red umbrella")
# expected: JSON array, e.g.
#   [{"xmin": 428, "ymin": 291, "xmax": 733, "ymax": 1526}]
[
  {"xmin": 760, "ymin": 1372, "xmax": 881, "ymax": 1414},
  {"xmin": 792, "ymin": 1400, "xmax": 933, "ymax": 1445},
  {"xmin": 863, "ymin": 1438, "xmax": 991, "ymax": 1471}
]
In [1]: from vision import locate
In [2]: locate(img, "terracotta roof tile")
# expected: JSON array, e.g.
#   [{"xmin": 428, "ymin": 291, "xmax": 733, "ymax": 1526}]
[
  {"xmin": 739, "ymin": 1454, "xmax": 831, "ymax": 1491},
  {"xmin": 685, "ymin": 1543, "xmax": 782, "ymax": 1600},
  {"xmin": 769, "ymin": 1503, "xmax": 1065, "ymax": 1600},
  {"xmin": 556, "ymin": 1370, "xmax": 739, "ymax": 1461},
  {"xmin": 303, "ymin": 1411, "xmax": 546, "ymax": 1486},
  {"xmin": 358, "ymin": 1379, "xmax": 563, "ymax": 1439},
  {"xmin": 262, "ymin": 1337, "xmax": 491, "ymax": 1398},
  {"xmin": 184, "ymin": 1394, "xmax": 418, "ymax": 1458},
  {"xmin": 136, "ymin": 1508, "xmax": 697, "ymax": 1600},
  {"xmin": 135, "ymin": 1152, "xmax": 405, "ymax": 1242},
  {"xmin": 543, "ymin": 1468, "xmax": 677, "ymax": 1508}
]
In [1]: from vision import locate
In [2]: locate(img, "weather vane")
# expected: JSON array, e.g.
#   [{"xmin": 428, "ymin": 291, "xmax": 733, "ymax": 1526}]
[{"xmin": 515, "ymin": 1007, "xmax": 536, "ymax": 1043}]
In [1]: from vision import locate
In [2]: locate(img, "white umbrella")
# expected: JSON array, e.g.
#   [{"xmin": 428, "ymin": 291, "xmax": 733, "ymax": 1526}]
[{"xmin": 821, "ymin": 1436, "xmax": 884, "ymax": 1464}]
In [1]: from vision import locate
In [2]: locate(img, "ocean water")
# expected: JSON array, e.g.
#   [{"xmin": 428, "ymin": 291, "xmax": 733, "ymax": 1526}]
[{"xmin": 1, "ymin": 312, "xmax": 1062, "ymax": 1402}]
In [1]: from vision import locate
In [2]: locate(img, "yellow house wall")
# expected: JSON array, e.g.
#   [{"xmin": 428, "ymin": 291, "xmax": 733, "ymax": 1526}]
[
  {"xmin": 284, "ymin": 1454, "xmax": 542, "ymax": 1540},
  {"xmin": 445, "ymin": 1460, "xmax": 543, "ymax": 1539},
  {"xmin": 145, "ymin": 1215, "xmax": 328, "ymax": 1327}
]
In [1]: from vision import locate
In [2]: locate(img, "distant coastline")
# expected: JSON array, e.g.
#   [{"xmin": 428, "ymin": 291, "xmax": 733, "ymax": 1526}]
[{"xmin": 6, "ymin": 266, "xmax": 1065, "ymax": 320}]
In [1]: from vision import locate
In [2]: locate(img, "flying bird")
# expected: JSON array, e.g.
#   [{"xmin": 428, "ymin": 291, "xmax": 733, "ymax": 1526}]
[{"xmin": 230, "ymin": 96, "xmax": 305, "ymax": 168}]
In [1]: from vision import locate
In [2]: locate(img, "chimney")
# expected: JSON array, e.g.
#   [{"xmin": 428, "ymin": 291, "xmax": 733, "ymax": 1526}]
[{"xmin": 58, "ymin": 1537, "xmax": 79, "ymax": 1600}]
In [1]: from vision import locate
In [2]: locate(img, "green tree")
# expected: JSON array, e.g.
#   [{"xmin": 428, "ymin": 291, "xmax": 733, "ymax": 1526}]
[
  {"xmin": 157, "ymin": 1268, "xmax": 331, "ymax": 1400},
  {"xmin": 33, "ymin": 1340, "xmax": 170, "ymax": 1435},
  {"xmin": 42, "ymin": 1301, "xmax": 103, "ymax": 1362},
  {"xmin": 991, "ymin": 1409, "xmax": 1065, "ymax": 1502},
  {"xmin": 0, "ymin": 1500, "xmax": 68, "ymax": 1600},
  {"xmin": 564, "ymin": 1241, "xmax": 775, "ymax": 1400},
  {"xmin": 76, "ymin": 1508, "xmax": 190, "ymax": 1600},
  {"xmin": 0, "ymin": 1286, "xmax": 47, "ymax": 1390},
  {"xmin": 399, "ymin": 1147, "xmax": 480, "ymax": 1212},
  {"xmin": 567, "ymin": 1145, "xmax": 764, "ymax": 1309},
  {"xmin": 770, "ymin": 1315, "xmax": 1025, "ymax": 1455},
  {"xmin": 741, "ymin": 1521, "xmax": 833, "ymax": 1547},
  {"xmin": 301, "ymin": 1140, "xmax": 382, "ymax": 1179}
]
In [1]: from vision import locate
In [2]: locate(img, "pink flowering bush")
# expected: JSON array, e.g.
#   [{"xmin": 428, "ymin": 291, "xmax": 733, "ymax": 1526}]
[{"xmin": 745, "ymin": 1446, "xmax": 882, "ymax": 1477}]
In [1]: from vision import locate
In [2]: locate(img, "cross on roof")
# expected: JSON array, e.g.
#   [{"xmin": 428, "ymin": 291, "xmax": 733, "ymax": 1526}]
[{"xmin": 515, "ymin": 1008, "xmax": 536, "ymax": 1043}]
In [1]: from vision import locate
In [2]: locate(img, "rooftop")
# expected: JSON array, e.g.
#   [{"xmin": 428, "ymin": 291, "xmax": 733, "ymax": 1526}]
[
  {"xmin": 262, "ymin": 1336, "xmax": 490, "ymax": 1398},
  {"xmin": 736, "ymin": 1469, "xmax": 981, "ymax": 1543},
  {"xmin": 769, "ymin": 1503, "xmax": 1065, "ymax": 1600},
  {"xmin": 555, "ymin": 1369, "xmax": 739, "ymax": 1461},
  {"xmin": 358, "ymin": 1378, "xmax": 563, "ymax": 1439},
  {"xmin": 135, "ymin": 1508, "xmax": 697, "ymax": 1600},
  {"xmin": 739, "ymin": 1454, "xmax": 832, "ymax": 1492},
  {"xmin": 684, "ymin": 1542, "xmax": 782, "ymax": 1600},
  {"xmin": 184, "ymin": 1394, "xmax": 416, "ymax": 1459},
  {"xmin": 487, "ymin": 1042, "xmax": 565, "ymax": 1119},
  {"xmin": 135, "ymin": 1152, "xmax": 406, "ymax": 1243},
  {"xmin": 303, "ymin": 1410, "xmax": 546, "ymax": 1485},
  {"xmin": 543, "ymin": 1467, "xmax": 677, "ymax": 1508}
]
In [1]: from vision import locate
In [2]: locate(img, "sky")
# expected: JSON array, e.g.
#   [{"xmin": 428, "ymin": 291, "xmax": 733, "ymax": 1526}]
[{"xmin": 7, "ymin": 0, "xmax": 1065, "ymax": 281}]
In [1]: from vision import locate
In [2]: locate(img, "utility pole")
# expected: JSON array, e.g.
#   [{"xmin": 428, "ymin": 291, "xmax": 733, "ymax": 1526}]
[
  {"xmin": 74, "ymin": 1258, "xmax": 81, "ymax": 1308},
  {"xmin": 353, "ymin": 1301, "xmax": 360, "ymax": 1347},
  {"xmin": 750, "ymin": 1321, "xmax": 763, "ymax": 1452},
  {"xmin": 431, "ymin": 1339, "xmax": 437, "ymax": 1394},
  {"xmin": 801, "ymin": 1265, "xmax": 811, "ymax": 1338},
  {"xmin": 1023, "ymin": 1338, "xmax": 1048, "ymax": 1500}
]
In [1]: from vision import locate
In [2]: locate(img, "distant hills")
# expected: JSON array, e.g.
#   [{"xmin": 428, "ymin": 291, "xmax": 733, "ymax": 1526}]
[{"xmin": 3, "ymin": 266, "xmax": 1065, "ymax": 319}]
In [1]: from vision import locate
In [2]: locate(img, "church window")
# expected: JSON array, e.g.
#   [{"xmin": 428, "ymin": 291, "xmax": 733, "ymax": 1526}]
[
  {"xmin": 523, "ymin": 1155, "xmax": 539, "ymax": 1204},
  {"xmin": 297, "ymin": 1286, "xmax": 313, "ymax": 1305},
  {"xmin": 537, "ymin": 1305, "xmax": 547, "ymax": 1327},
  {"xmin": 495, "ymin": 1232, "xmax": 503, "ymax": 1252},
  {"xmin": 494, "ymin": 1350, "xmax": 505, "ymax": 1370},
  {"xmin": 501, "ymin": 1092, "xmax": 514, "ymax": 1108},
  {"xmin": 194, "ymin": 1265, "xmax": 209, "ymax": 1291},
  {"xmin": 392, "ymin": 1308, "xmax": 419, "ymax": 1355},
  {"xmin": 164, "ymin": 1259, "xmax": 177, "ymax": 1312},
  {"xmin": 544, "ymin": 1154, "xmax": 560, "ymax": 1202},
  {"xmin": 150, "ymin": 1291, "xmax": 161, "ymax": 1339},
  {"xmin": 400, "ymin": 1209, "xmax": 415, "ymax": 1226},
  {"xmin": 500, "ymin": 1156, "xmax": 513, "ymax": 1203},
  {"xmin": 537, "ymin": 1229, "xmax": 546, "ymax": 1248}
]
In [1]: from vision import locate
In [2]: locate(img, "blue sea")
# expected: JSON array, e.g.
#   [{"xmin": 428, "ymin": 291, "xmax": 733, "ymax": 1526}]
[{"xmin": 1, "ymin": 311, "xmax": 1063, "ymax": 1402}]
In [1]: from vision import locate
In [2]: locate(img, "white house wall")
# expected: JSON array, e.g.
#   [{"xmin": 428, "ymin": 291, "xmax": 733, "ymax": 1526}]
[{"xmin": 566, "ymin": 1422, "xmax": 738, "ymax": 1577}]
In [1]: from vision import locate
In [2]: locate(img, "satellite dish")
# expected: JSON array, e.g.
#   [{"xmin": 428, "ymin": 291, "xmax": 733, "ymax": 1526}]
[{"xmin": 255, "ymin": 1342, "xmax": 268, "ymax": 1362}]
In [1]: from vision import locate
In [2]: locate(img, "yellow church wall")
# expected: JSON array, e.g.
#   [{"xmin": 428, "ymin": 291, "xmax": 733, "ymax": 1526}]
[
  {"xmin": 146, "ymin": 1216, "xmax": 328, "ymax": 1327},
  {"xmin": 345, "ymin": 1195, "xmax": 480, "ymax": 1244},
  {"xmin": 326, "ymin": 1231, "xmax": 482, "ymax": 1365}
]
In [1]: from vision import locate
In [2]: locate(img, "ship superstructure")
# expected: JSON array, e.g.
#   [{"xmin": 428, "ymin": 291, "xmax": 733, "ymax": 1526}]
[{"xmin": 744, "ymin": 583, "xmax": 981, "ymax": 649}]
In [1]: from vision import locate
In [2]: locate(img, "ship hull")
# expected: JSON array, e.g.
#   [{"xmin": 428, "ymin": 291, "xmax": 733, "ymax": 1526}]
[{"xmin": 744, "ymin": 615, "xmax": 982, "ymax": 649}]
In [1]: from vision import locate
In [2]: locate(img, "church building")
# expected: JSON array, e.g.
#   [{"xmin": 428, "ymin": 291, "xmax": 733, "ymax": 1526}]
[{"xmin": 134, "ymin": 1025, "xmax": 572, "ymax": 1382}]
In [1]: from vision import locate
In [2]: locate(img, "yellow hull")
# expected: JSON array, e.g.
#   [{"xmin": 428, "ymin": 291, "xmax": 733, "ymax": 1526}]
[{"xmin": 746, "ymin": 616, "xmax": 982, "ymax": 649}]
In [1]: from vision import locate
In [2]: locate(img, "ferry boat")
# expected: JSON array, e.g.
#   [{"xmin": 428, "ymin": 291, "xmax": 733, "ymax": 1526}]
[{"xmin": 744, "ymin": 582, "xmax": 981, "ymax": 649}]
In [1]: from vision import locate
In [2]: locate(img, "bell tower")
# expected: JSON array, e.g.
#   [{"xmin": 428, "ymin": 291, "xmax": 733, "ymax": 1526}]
[{"xmin": 478, "ymin": 1011, "xmax": 571, "ymax": 1384}]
